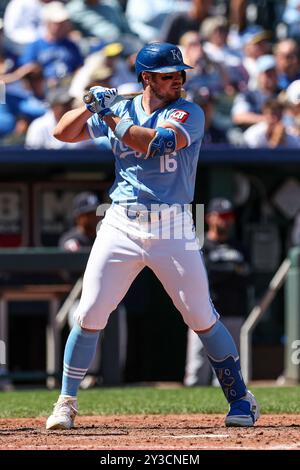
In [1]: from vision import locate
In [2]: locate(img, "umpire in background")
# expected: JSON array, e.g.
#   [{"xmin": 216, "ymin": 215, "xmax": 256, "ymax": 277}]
[{"xmin": 184, "ymin": 197, "xmax": 252, "ymax": 386}]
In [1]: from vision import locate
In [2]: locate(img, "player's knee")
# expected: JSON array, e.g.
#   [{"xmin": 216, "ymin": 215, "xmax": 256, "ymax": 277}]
[
  {"xmin": 73, "ymin": 306, "xmax": 111, "ymax": 330},
  {"xmin": 183, "ymin": 307, "xmax": 217, "ymax": 331}
]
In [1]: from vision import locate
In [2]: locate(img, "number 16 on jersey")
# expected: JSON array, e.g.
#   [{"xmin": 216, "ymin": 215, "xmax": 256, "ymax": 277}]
[{"xmin": 160, "ymin": 154, "xmax": 177, "ymax": 173}]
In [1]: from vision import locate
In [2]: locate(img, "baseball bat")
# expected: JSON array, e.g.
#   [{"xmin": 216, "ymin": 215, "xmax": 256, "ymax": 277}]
[
  {"xmin": 83, "ymin": 90, "xmax": 142, "ymax": 105},
  {"xmin": 83, "ymin": 88, "xmax": 187, "ymax": 105}
]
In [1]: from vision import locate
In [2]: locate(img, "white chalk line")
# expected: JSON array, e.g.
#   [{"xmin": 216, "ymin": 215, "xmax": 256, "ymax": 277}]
[
  {"xmin": 160, "ymin": 434, "xmax": 229, "ymax": 439},
  {"xmin": 269, "ymin": 443, "xmax": 300, "ymax": 450}
]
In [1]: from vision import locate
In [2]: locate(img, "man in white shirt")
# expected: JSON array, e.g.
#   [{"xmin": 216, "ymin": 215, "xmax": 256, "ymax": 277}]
[
  {"xmin": 25, "ymin": 87, "xmax": 79, "ymax": 149},
  {"xmin": 243, "ymin": 99, "xmax": 300, "ymax": 148}
]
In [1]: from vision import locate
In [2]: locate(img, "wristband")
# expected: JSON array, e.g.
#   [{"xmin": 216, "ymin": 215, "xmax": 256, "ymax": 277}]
[{"xmin": 114, "ymin": 117, "xmax": 134, "ymax": 139}]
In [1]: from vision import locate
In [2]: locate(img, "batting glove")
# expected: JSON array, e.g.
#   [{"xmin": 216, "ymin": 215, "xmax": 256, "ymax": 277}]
[{"xmin": 85, "ymin": 86, "xmax": 118, "ymax": 118}]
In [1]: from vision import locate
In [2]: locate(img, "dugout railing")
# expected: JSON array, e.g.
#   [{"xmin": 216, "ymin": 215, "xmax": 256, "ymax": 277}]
[{"xmin": 284, "ymin": 246, "xmax": 300, "ymax": 383}]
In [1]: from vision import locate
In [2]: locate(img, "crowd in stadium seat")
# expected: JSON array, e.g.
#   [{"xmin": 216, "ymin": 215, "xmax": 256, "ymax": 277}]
[{"xmin": 0, "ymin": 0, "xmax": 299, "ymax": 149}]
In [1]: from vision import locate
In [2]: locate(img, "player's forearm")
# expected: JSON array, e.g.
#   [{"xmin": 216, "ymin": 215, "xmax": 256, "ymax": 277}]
[
  {"xmin": 103, "ymin": 115, "xmax": 156, "ymax": 153},
  {"xmin": 123, "ymin": 125, "xmax": 156, "ymax": 153},
  {"xmin": 53, "ymin": 106, "xmax": 91, "ymax": 142}
]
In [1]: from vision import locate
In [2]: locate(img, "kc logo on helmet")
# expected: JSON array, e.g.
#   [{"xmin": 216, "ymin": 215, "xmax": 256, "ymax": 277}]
[
  {"xmin": 170, "ymin": 49, "xmax": 182, "ymax": 62},
  {"xmin": 170, "ymin": 110, "xmax": 190, "ymax": 123}
]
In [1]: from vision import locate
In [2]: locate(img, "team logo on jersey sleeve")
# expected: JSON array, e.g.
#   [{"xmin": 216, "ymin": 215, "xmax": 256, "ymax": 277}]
[{"xmin": 169, "ymin": 109, "xmax": 190, "ymax": 123}]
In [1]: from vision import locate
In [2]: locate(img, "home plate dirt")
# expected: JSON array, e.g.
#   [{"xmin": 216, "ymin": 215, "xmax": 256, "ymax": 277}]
[{"xmin": 0, "ymin": 414, "xmax": 300, "ymax": 450}]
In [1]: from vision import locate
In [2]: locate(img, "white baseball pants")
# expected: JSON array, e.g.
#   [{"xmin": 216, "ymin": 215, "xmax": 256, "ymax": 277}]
[{"xmin": 73, "ymin": 205, "xmax": 218, "ymax": 331}]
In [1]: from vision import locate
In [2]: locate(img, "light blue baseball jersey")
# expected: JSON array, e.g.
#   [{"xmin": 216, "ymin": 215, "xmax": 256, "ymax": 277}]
[{"xmin": 87, "ymin": 94, "xmax": 204, "ymax": 208}]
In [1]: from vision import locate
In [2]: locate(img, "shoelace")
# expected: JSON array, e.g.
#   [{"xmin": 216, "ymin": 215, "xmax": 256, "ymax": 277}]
[{"xmin": 53, "ymin": 400, "xmax": 77, "ymax": 416}]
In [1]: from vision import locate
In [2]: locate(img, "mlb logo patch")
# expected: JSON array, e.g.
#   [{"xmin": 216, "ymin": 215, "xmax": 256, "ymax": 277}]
[{"xmin": 169, "ymin": 110, "xmax": 189, "ymax": 123}]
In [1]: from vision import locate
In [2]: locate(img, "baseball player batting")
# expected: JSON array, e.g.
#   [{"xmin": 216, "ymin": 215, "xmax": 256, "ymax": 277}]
[{"xmin": 46, "ymin": 42, "xmax": 259, "ymax": 430}]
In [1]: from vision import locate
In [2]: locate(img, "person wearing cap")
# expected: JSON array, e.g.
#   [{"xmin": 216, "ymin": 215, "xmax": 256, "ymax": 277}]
[
  {"xmin": 25, "ymin": 87, "xmax": 81, "ymax": 149},
  {"xmin": 184, "ymin": 197, "xmax": 252, "ymax": 386},
  {"xmin": 59, "ymin": 192, "xmax": 101, "ymax": 252},
  {"xmin": 240, "ymin": 26, "xmax": 270, "ymax": 91},
  {"xmin": 179, "ymin": 31, "xmax": 228, "ymax": 97},
  {"xmin": 0, "ymin": 1, "xmax": 83, "ymax": 87},
  {"xmin": 200, "ymin": 16, "xmax": 247, "ymax": 84},
  {"xmin": 68, "ymin": 42, "xmax": 137, "ymax": 101},
  {"xmin": 231, "ymin": 54, "xmax": 280, "ymax": 130}
]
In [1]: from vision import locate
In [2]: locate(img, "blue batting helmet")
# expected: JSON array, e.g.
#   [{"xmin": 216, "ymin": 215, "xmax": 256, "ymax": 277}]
[{"xmin": 135, "ymin": 42, "xmax": 193, "ymax": 82}]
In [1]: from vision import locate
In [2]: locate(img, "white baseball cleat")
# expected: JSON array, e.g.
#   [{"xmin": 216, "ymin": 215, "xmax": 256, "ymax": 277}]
[
  {"xmin": 225, "ymin": 390, "xmax": 260, "ymax": 427},
  {"xmin": 46, "ymin": 395, "xmax": 78, "ymax": 430}
]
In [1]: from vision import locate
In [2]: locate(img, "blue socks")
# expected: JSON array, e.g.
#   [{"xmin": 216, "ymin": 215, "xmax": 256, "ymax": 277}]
[
  {"xmin": 61, "ymin": 324, "xmax": 100, "ymax": 397},
  {"xmin": 197, "ymin": 320, "xmax": 247, "ymax": 403}
]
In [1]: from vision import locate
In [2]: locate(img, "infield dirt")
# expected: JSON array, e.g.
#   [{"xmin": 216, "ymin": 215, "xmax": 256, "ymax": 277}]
[{"xmin": 0, "ymin": 414, "xmax": 300, "ymax": 450}]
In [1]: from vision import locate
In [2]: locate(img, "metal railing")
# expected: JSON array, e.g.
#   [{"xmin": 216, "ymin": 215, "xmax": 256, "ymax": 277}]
[{"xmin": 240, "ymin": 258, "xmax": 291, "ymax": 384}]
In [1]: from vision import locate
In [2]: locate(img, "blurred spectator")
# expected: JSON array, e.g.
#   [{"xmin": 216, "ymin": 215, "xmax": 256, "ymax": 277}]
[
  {"xmin": 231, "ymin": 54, "xmax": 280, "ymax": 130},
  {"xmin": 0, "ymin": 10, "xmax": 17, "ymax": 74},
  {"xmin": 188, "ymin": 86, "xmax": 228, "ymax": 145},
  {"xmin": 282, "ymin": 0, "xmax": 300, "ymax": 41},
  {"xmin": 0, "ymin": 2, "xmax": 83, "ymax": 87},
  {"xmin": 162, "ymin": 0, "xmax": 213, "ymax": 45},
  {"xmin": 274, "ymin": 39, "xmax": 300, "ymax": 91},
  {"xmin": 243, "ymin": 99, "xmax": 300, "ymax": 148},
  {"xmin": 184, "ymin": 197, "xmax": 252, "ymax": 386},
  {"xmin": 179, "ymin": 29, "xmax": 238, "ymax": 135},
  {"xmin": 125, "ymin": 0, "xmax": 190, "ymax": 43},
  {"xmin": 69, "ymin": 42, "xmax": 137, "ymax": 100},
  {"xmin": 0, "ymin": 69, "xmax": 47, "ymax": 142},
  {"xmin": 3, "ymin": 0, "xmax": 52, "ymax": 56},
  {"xmin": 25, "ymin": 87, "xmax": 81, "ymax": 149},
  {"xmin": 200, "ymin": 16, "xmax": 247, "ymax": 91},
  {"xmin": 240, "ymin": 25, "xmax": 271, "ymax": 90},
  {"xmin": 282, "ymin": 79, "xmax": 300, "ymax": 137},
  {"xmin": 66, "ymin": 0, "xmax": 136, "ymax": 44},
  {"xmin": 180, "ymin": 30, "xmax": 228, "ymax": 96},
  {"xmin": 201, "ymin": 16, "xmax": 241, "ymax": 66}
]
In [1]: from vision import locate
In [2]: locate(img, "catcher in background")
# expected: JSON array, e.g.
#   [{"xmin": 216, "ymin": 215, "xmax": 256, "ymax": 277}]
[{"xmin": 46, "ymin": 42, "xmax": 259, "ymax": 430}]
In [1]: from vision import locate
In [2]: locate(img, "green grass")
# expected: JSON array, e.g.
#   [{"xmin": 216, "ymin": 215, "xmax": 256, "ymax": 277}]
[{"xmin": 0, "ymin": 386, "xmax": 299, "ymax": 418}]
